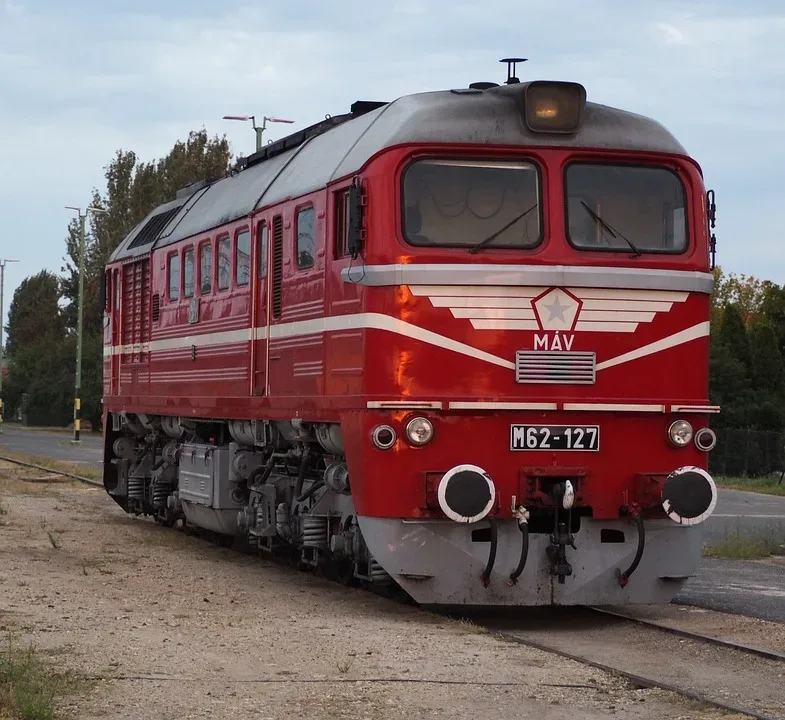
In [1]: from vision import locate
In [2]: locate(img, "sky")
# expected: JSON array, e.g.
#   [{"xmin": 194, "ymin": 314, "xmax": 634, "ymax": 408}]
[{"xmin": 0, "ymin": 0, "xmax": 783, "ymax": 327}]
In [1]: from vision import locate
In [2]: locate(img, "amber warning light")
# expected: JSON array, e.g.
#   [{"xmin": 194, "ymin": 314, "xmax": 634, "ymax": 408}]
[{"xmin": 524, "ymin": 81, "xmax": 586, "ymax": 134}]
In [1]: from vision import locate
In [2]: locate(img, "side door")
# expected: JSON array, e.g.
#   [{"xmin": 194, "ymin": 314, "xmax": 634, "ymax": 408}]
[{"xmin": 252, "ymin": 217, "xmax": 269, "ymax": 396}]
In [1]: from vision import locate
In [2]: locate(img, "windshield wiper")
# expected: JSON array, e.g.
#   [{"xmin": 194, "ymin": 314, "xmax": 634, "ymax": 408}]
[
  {"xmin": 579, "ymin": 201, "xmax": 642, "ymax": 257},
  {"xmin": 468, "ymin": 203, "xmax": 539, "ymax": 254}
]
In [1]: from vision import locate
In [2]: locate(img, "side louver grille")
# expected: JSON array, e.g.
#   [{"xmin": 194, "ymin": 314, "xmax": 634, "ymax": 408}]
[{"xmin": 515, "ymin": 351, "xmax": 596, "ymax": 385}]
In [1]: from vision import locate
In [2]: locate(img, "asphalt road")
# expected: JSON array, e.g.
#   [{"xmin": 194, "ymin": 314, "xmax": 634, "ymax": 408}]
[
  {"xmin": 676, "ymin": 557, "xmax": 785, "ymax": 623},
  {"xmin": 0, "ymin": 425, "xmax": 103, "ymax": 466}
]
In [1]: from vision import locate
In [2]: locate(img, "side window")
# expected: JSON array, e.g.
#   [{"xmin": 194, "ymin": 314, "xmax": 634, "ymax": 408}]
[
  {"xmin": 236, "ymin": 229, "xmax": 250, "ymax": 287},
  {"xmin": 217, "ymin": 236, "xmax": 230, "ymax": 291},
  {"xmin": 199, "ymin": 241, "xmax": 212, "ymax": 294},
  {"xmin": 183, "ymin": 248, "xmax": 195, "ymax": 298},
  {"xmin": 168, "ymin": 253, "xmax": 180, "ymax": 301},
  {"xmin": 296, "ymin": 206, "xmax": 315, "ymax": 270},
  {"xmin": 335, "ymin": 191, "xmax": 351, "ymax": 258},
  {"xmin": 113, "ymin": 269, "xmax": 120, "ymax": 310},
  {"xmin": 257, "ymin": 223, "xmax": 268, "ymax": 279}
]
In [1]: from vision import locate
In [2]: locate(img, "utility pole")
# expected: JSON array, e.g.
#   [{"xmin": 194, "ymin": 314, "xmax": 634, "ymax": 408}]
[
  {"xmin": 0, "ymin": 258, "xmax": 19, "ymax": 434},
  {"xmin": 222, "ymin": 114, "xmax": 294, "ymax": 152},
  {"xmin": 65, "ymin": 205, "xmax": 106, "ymax": 444}
]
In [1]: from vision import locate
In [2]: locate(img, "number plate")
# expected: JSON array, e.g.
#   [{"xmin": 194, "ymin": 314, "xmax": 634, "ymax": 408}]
[{"xmin": 510, "ymin": 425, "xmax": 600, "ymax": 451}]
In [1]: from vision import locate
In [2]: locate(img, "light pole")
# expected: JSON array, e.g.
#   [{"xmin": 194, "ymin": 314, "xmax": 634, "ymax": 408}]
[
  {"xmin": 65, "ymin": 204, "xmax": 107, "ymax": 443},
  {"xmin": 0, "ymin": 258, "xmax": 19, "ymax": 434},
  {"xmin": 222, "ymin": 114, "xmax": 294, "ymax": 152}
]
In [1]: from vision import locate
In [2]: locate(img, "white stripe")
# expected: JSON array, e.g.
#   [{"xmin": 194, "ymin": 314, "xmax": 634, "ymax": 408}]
[
  {"xmin": 580, "ymin": 299, "xmax": 674, "ymax": 311},
  {"xmin": 367, "ymin": 401, "xmax": 443, "ymax": 410},
  {"xmin": 410, "ymin": 285, "xmax": 541, "ymax": 298},
  {"xmin": 578, "ymin": 310, "xmax": 656, "ymax": 322},
  {"xmin": 449, "ymin": 402, "xmax": 558, "ymax": 411},
  {"xmin": 570, "ymin": 288, "xmax": 689, "ymax": 302},
  {"xmin": 268, "ymin": 314, "xmax": 515, "ymax": 370},
  {"xmin": 430, "ymin": 296, "xmax": 534, "ymax": 308},
  {"xmin": 670, "ymin": 405, "xmax": 721, "ymax": 413},
  {"xmin": 470, "ymin": 319, "xmax": 539, "ymax": 330},
  {"xmin": 595, "ymin": 322, "xmax": 710, "ymax": 372},
  {"xmin": 152, "ymin": 328, "xmax": 252, "ymax": 352},
  {"xmin": 563, "ymin": 403, "xmax": 666, "ymax": 412},
  {"xmin": 450, "ymin": 308, "xmax": 536, "ymax": 320},
  {"xmin": 574, "ymin": 321, "xmax": 639, "ymax": 333}
]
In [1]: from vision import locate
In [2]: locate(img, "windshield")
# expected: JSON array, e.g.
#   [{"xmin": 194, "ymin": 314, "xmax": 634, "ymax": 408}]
[
  {"xmin": 565, "ymin": 164, "xmax": 687, "ymax": 253},
  {"xmin": 402, "ymin": 159, "xmax": 542, "ymax": 249}
]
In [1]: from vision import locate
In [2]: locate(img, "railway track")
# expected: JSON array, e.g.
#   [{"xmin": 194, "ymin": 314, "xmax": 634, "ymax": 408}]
[
  {"xmin": 480, "ymin": 606, "xmax": 785, "ymax": 720},
  {"xmin": 3, "ymin": 454, "xmax": 783, "ymax": 718},
  {"xmin": 0, "ymin": 454, "xmax": 103, "ymax": 487}
]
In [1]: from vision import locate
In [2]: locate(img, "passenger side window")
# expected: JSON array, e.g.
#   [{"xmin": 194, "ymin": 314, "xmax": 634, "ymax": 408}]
[
  {"xmin": 296, "ymin": 206, "xmax": 315, "ymax": 270},
  {"xmin": 258, "ymin": 223, "xmax": 268, "ymax": 279},
  {"xmin": 183, "ymin": 248, "xmax": 195, "ymax": 298},
  {"xmin": 236, "ymin": 229, "xmax": 250, "ymax": 287},
  {"xmin": 199, "ymin": 241, "xmax": 212, "ymax": 294},
  {"xmin": 217, "ymin": 236, "xmax": 230, "ymax": 290},
  {"xmin": 168, "ymin": 253, "xmax": 180, "ymax": 301},
  {"xmin": 335, "ymin": 191, "xmax": 351, "ymax": 258}
]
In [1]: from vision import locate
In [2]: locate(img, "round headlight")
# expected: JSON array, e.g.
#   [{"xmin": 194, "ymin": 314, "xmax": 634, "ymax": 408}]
[
  {"xmin": 668, "ymin": 420, "xmax": 693, "ymax": 447},
  {"xmin": 405, "ymin": 417, "xmax": 434, "ymax": 446}
]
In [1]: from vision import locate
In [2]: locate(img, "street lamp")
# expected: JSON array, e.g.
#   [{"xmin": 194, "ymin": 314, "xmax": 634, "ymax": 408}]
[
  {"xmin": 0, "ymin": 258, "xmax": 19, "ymax": 434},
  {"xmin": 65, "ymin": 204, "xmax": 107, "ymax": 443},
  {"xmin": 222, "ymin": 114, "xmax": 294, "ymax": 152}
]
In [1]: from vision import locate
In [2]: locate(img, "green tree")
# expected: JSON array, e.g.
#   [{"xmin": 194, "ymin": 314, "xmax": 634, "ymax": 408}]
[
  {"xmin": 4, "ymin": 271, "xmax": 65, "ymax": 357},
  {"xmin": 57, "ymin": 129, "xmax": 233, "ymax": 429},
  {"xmin": 717, "ymin": 303, "xmax": 752, "ymax": 376}
]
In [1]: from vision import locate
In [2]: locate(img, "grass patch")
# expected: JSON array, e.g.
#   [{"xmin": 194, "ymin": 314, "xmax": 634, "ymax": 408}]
[
  {"xmin": 715, "ymin": 474, "xmax": 785, "ymax": 496},
  {"xmin": 703, "ymin": 530, "xmax": 784, "ymax": 560},
  {"xmin": 0, "ymin": 641, "xmax": 84, "ymax": 720}
]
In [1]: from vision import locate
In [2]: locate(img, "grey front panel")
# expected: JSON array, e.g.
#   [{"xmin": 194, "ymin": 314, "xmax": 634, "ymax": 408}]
[{"xmin": 357, "ymin": 516, "xmax": 702, "ymax": 606}]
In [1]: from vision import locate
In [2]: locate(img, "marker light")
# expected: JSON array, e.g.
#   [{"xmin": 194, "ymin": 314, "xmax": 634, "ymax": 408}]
[
  {"xmin": 371, "ymin": 425, "xmax": 397, "ymax": 450},
  {"xmin": 524, "ymin": 81, "xmax": 586, "ymax": 133},
  {"xmin": 668, "ymin": 420, "xmax": 693, "ymax": 447},
  {"xmin": 405, "ymin": 417, "xmax": 434, "ymax": 446}
]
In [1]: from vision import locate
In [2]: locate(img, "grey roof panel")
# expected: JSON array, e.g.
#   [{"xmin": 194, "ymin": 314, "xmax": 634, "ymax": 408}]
[
  {"xmin": 257, "ymin": 108, "xmax": 384, "ymax": 208},
  {"xmin": 154, "ymin": 149, "xmax": 298, "ymax": 249},
  {"xmin": 108, "ymin": 195, "xmax": 187, "ymax": 263}
]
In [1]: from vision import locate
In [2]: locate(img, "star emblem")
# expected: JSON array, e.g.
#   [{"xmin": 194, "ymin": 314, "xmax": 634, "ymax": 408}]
[
  {"xmin": 545, "ymin": 296, "xmax": 568, "ymax": 322},
  {"xmin": 532, "ymin": 288, "xmax": 581, "ymax": 332}
]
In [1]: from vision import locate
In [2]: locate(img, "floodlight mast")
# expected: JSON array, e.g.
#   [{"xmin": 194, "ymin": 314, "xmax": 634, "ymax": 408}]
[
  {"xmin": 223, "ymin": 114, "xmax": 295, "ymax": 151},
  {"xmin": 64, "ymin": 204, "xmax": 108, "ymax": 443}
]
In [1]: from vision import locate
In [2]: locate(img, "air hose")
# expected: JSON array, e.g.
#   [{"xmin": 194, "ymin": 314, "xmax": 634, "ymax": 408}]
[
  {"xmin": 617, "ymin": 510, "xmax": 645, "ymax": 588},
  {"xmin": 508, "ymin": 506, "xmax": 531, "ymax": 585},
  {"xmin": 480, "ymin": 518, "xmax": 498, "ymax": 587}
]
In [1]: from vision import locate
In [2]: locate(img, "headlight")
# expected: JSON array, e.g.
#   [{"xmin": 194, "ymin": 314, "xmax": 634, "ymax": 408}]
[
  {"xmin": 405, "ymin": 417, "xmax": 434, "ymax": 446},
  {"xmin": 668, "ymin": 420, "xmax": 693, "ymax": 447},
  {"xmin": 694, "ymin": 427, "xmax": 717, "ymax": 452}
]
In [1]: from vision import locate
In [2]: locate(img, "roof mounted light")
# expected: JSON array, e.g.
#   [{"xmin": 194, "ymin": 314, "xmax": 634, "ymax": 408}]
[{"xmin": 523, "ymin": 81, "xmax": 586, "ymax": 134}]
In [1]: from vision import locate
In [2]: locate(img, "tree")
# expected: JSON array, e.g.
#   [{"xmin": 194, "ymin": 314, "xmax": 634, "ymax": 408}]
[
  {"xmin": 54, "ymin": 129, "xmax": 233, "ymax": 429},
  {"xmin": 717, "ymin": 303, "xmax": 752, "ymax": 376},
  {"xmin": 4, "ymin": 271, "xmax": 65, "ymax": 357},
  {"xmin": 711, "ymin": 267, "xmax": 767, "ymax": 326},
  {"xmin": 750, "ymin": 324, "xmax": 785, "ymax": 396}
]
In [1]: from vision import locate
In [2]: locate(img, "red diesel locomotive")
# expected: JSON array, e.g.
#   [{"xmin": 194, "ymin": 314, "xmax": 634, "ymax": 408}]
[{"xmin": 102, "ymin": 60, "xmax": 720, "ymax": 606}]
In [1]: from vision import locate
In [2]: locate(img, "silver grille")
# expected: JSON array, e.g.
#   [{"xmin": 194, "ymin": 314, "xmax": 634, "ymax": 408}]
[{"xmin": 515, "ymin": 351, "xmax": 596, "ymax": 385}]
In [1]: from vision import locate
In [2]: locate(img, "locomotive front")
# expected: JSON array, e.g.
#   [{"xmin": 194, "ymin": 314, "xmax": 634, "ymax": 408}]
[{"xmin": 343, "ymin": 79, "xmax": 719, "ymax": 605}]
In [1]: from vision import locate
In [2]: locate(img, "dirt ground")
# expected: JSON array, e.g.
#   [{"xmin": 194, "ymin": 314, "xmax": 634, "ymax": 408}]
[{"xmin": 0, "ymin": 463, "xmax": 746, "ymax": 720}]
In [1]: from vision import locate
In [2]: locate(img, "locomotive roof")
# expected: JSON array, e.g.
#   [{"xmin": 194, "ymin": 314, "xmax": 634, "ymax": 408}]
[{"xmin": 109, "ymin": 81, "xmax": 689, "ymax": 263}]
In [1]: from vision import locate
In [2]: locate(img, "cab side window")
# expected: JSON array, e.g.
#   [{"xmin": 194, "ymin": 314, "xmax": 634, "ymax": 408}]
[{"xmin": 296, "ymin": 206, "xmax": 315, "ymax": 270}]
